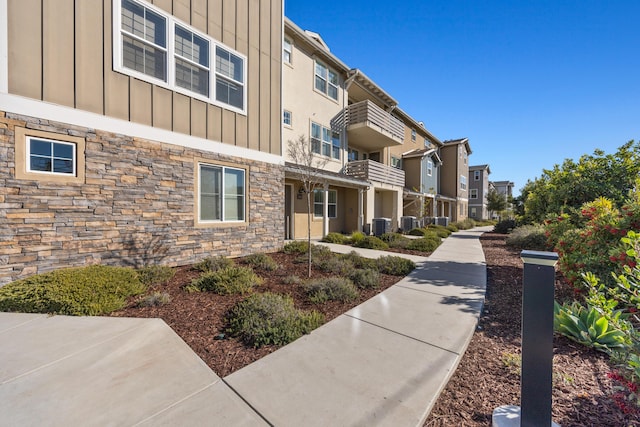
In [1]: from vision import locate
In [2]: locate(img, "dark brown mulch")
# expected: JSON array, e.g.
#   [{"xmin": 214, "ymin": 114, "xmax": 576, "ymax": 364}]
[
  {"xmin": 111, "ymin": 252, "xmax": 404, "ymax": 378},
  {"xmin": 424, "ymin": 232, "xmax": 639, "ymax": 427}
]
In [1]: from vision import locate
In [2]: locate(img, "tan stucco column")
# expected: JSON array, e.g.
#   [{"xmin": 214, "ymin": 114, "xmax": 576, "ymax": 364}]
[
  {"xmin": 323, "ymin": 183, "xmax": 329, "ymax": 237},
  {"xmin": 358, "ymin": 188, "xmax": 364, "ymax": 232}
]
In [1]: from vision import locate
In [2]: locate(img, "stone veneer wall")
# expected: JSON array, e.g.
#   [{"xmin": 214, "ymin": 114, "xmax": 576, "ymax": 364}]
[{"xmin": 0, "ymin": 111, "xmax": 284, "ymax": 286}]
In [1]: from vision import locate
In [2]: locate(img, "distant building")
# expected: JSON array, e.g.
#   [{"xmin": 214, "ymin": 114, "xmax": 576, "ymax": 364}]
[
  {"xmin": 490, "ymin": 180, "xmax": 515, "ymax": 217},
  {"xmin": 468, "ymin": 164, "xmax": 491, "ymax": 220}
]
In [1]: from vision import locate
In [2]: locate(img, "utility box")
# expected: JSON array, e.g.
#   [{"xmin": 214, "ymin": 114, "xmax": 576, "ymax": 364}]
[
  {"xmin": 372, "ymin": 218, "xmax": 392, "ymax": 236},
  {"xmin": 400, "ymin": 216, "xmax": 418, "ymax": 232},
  {"xmin": 434, "ymin": 217, "xmax": 449, "ymax": 227}
]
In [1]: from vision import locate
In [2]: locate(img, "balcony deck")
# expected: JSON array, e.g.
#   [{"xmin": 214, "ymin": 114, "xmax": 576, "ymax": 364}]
[
  {"xmin": 344, "ymin": 160, "xmax": 405, "ymax": 187},
  {"xmin": 332, "ymin": 100, "xmax": 404, "ymax": 150}
]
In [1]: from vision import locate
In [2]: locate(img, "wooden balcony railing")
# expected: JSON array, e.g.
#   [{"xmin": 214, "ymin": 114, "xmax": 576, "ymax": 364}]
[{"xmin": 344, "ymin": 160, "xmax": 405, "ymax": 187}]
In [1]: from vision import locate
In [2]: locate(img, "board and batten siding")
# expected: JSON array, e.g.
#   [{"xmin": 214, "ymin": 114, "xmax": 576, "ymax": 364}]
[{"xmin": 7, "ymin": 0, "xmax": 282, "ymax": 156}]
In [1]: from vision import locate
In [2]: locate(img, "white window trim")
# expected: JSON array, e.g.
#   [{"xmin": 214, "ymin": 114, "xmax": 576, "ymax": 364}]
[
  {"xmin": 113, "ymin": 0, "xmax": 247, "ymax": 115},
  {"xmin": 313, "ymin": 60, "xmax": 338, "ymax": 101},
  {"xmin": 474, "ymin": 170, "xmax": 480, "ymax": 181},
  {"xmin": 470, "ymin": 189, "xmax": 478, "ymax": 199},
  {"xmin": 283, "ymin": 38, "xmax": 292, "ymax": 64},
  {"xmin": 460, "ymin": 175, "xmax": 467, "ymax": 190},
  {"xmin": 426, "ymin": 159, "xmax": 433, "ymax": 176},
  {"xmin": 311, "ymin": 121, "xmax": 340, "ymax": 160},
  {"xmin": 197, "ymin": 162, "xmax": 246, "ymax": 224},
  {"xmin": 283, "ymin": 110, "xmax": 292, "ymax": 127},
  {"xmin": 314, "ymin": 189, "xmax": 337, "ymax": 219},
  {"xmin": 26, "ymin": 136, "xmax": 77, "ymax": 177},
  {"xmin": 411, "ymin": 129, "xmax": 416, "ymax": 141}
]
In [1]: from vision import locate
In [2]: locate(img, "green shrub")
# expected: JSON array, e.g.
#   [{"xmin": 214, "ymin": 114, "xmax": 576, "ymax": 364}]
[
  {"xmin": 187, "ymin": 266, "xmax": 262, "ymax": 294},
  {"xmin": 494, "ymin": 219, "xmax": 517, "ymax": 234},
  {"xmin": 0, "ymin": 265, "xmax": 146, "ymax": 316},
  {"xmin": 316, "ymin": 256, "xmax": 354, "ymax": 275},
  {"xmin": 407, "ymin": 228, "xmax": 426, "ymax": 236},
  {"xmin": 194, "ymin": 256, "xmax": 234, "ymax": 273},
  {"xmin": 349, "ymin": 269, "xmax": 380, "ymax": 290},
  {"xmin": 446, "ymin": 224, "xmax": 459, "ymax": 232},
  {"xmin": 282, "ymin": 240, "xmax": 309, "ymax": 254},
  {"xmin": 322, "ymin": 232, "xmax": 348, "ymax": 244},
  {"xmin": 388, "ymin": 236, "xmax": 411, "ymax": 249},
  {"xmin": 353, "ymin": 236, "xmax": 389, "ymax": 250},
  {"xmin": 554, "ymin": 301, "xmax": 628, "ymax": 353},
  {"xmin": 506, "ymin": 225, "xmax": 548, "ymax": 250},
  {"xmin": 341, "ymin": 251, "xmax": 376, "ymax": 270},
  {"xmin": 282, "ymin": 275, "xmax": 302, "ymax": 285},
  {"xmin": 348, "ymin": 231, "xmax": 366, "ymax": 245},
  {"xmin": 137, "ymin": 291, "xmax": 171, "ymax": 307},
  {"xmin": 305, "ymin": 277, "xmax": 358, "ymax": 304},
  {"xmin": 426, "ymin": 225, "xmax": 451, "ymax": 238},
  {"xmin": 407, "ymin": 237, "xmax": 440, "ymax": 252},
  {"xmin": 244, "ymin": 253, "xmax": 279, "ymax": 271},
  {"xmin": 377, "ymin": 256, "xmax": 416, "ymax": 276},
  {"xmin": 451, "ymin": 218, "xmax": 476, "ymax": 230},
  {"xmin": 136, "ymin": 265, "xmax": 175, "ymax": 286},
  {"xmin": 379, "ymin": 232, "xmax": 403, "ymax": 243},
  {"xmin": 227, "ymin": 292, "xmax": 324, "ymax": 348}
]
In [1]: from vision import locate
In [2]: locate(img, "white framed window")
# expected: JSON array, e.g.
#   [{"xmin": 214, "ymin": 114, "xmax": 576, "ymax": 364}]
[
  {"xmin": 391, "ymin": 156, "xmax": 401, "ymax": 169},
  {"xmin": 424, "ymin": 138, "xmax": 430, "ymax": 147},
  {"xmin": 426, "ymin": 159, "xmax": 433, "ymax": 176},
  {"xmin": 314, "ymin": 189, "xmax": 337, "ymax": 218},
  {"xmin": 348, "ymin": 148, "xmax": 359, "ymax": 161},
  {"xmin": 283, "ymin": 38, "xmax": 292, "ymax": 64},
  {"xmin": 470, "ymin": 189, "xmax": 478, "ymax": 199},
  {"xmin": 460, "ymin": 175, "xmax": 467, "ymax": 190},
  {"xmin": 27, "ymin": 137, "xmax": 76, "ymax": 176},
  {"xmin": 411, "ymin": 129, "xmax": 416, "ymax": 141},
  {"xmin": 314, "ymin": 61, "xmax": 338, "ymax": 101},
  {"xmin": 311, "ymin": 122, "xmax": 339, "ymax": 160},
  {"xmin": 115, "ymin": 0, "xmax": 246, "ymax": 113},
  {"xmin": 283, "ymin": 110, "xmax": 292, "ymax": 126},
  {"xmin": 198, "ymin": 163, "xmax": 245, "ymax": 222},
  {"xmin": 474, "ymin": 170, "xmax": 480, "ymax": 181},
  {"xmin": 471, "ymin": 207, "xmax": 477, "ymax": 218}
]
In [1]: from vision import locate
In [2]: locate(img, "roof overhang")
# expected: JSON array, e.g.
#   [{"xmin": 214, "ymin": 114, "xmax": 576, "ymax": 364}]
[{"xmin": 284, "ymin": 162, "xmax": 370, "ymax": 189}]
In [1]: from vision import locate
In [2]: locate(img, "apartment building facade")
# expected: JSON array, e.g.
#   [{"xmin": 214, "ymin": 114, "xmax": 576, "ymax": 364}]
[
  {"xmin": 468, "ymin": 164, "xmax": 491, "ymax": 220},
  {"xmin": 439, "ymin": 138, "xmax": 472, "ymax": 222},
  {"xmin": 0, "ymin": 0, "xmax": 284, "ymax": 285}
]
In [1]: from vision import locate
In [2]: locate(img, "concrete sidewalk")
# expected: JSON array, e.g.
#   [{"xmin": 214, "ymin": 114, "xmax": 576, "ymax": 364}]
[{"xmin": 0, "ymin": 227, "xmax": 490, "ymax": 426}]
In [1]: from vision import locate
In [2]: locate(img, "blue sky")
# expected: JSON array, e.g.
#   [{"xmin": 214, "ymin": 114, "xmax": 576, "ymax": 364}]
[{"xmin": 285, "ymin": 0, "xmax": 640, "ymax": 195}]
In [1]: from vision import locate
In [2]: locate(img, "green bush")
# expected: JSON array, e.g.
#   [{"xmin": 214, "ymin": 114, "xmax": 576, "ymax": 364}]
[
  {"xmin": 341, "ymin": 251, "xmax": 376, "ymax": 270},
  {"xmin": 244, "ymin": 253, "xmax": 279, "ymax": 271},
  {"xmin": 446, "ymin": 224, "xmax": 459, "ymax": 232},
  {"xmin": 0, "ymin": 265, "xmax": 146, "ymax": 316},
  {"xmin": 187, "ymin": 266, "xmax": 262, "ymax": 294},
  {"xmin": 379, "ymin": 232, "xmax": 403, "ymax": 243},
  {"xmin": 282, "ymin": 275, "xmax": 302, "ymax": 285},
  {"xmin": 353, "ymin": 236, "xmax": 389, "ymax": 250},
  {"xmin": 451, "ymin": 218, "xmax": 476, "ymax": 230},
  {"xmin": 136, "ymin": 265, "xmax": 175, "ymax": 286},
  {"xmin": 348, "ymin": 231, "xmax": 367, "ymax": 245},
  {"xmin": 407, "ymin": 228, "xmax": 426, "ymax": 236},
  {"xmin": 406, "ymin": 237, "xmax": 440, "ymax": 252},
  {"xmin": 506, "ymin": 225, "xmax": 548, "ymax": 250},
  {"xmin": 282, "ymin": 240, "xmax": 309, "ymax": 254},
  {"xmin": 305, "ymin": 277, "xmax": 358, "ymax": 304},
  {"xmin": 377, "ymin": 256, "xmax": 416, "ymax": 276},
  {"xmin": 426, "ymin": 225, "xmax": 451, "ymax": 238},
  {"xmin": 494, "ymin": 219, "xmax": 517, "ymax": 234},
  {"xmin": 194, "ymin": 256, "xmax": 234, "ymax": 273},
  {"xmin": 227, "ymin": 292, "xmax": 324, "ymax": 348},
  {"xmin": 322, "ymin": 232, "xmax": 348, "ymax": 244},
  {"xmin": 316, "ymin": 256, "xmax": 354, "ymax": 275},
  {"xmin": 137, "ymin": 291, "xmax": 171, "ymax": 307},
  {"xmin": 349, "ymin": 269, "xmax": 380, "ymax": 290}
]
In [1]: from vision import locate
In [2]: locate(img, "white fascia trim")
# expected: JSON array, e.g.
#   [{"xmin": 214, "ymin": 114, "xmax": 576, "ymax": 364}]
[
  {"xmin": 0, "ymin": 0, "xmax": 8, "ymax": 94},
  {"xmin": 0, "ymin": 93, "xmax": 284, "ymax": 166}
]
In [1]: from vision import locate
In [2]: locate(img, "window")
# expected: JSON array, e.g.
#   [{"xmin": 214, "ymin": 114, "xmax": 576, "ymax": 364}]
[
  {"xmin": 283, "ymin": 110, "xmax": 292, "ymax": 126},
  {"xmin": 424, "ymin": 138, "xmax": 430, "ymax": 148},
  {"xmin": 311, "ymin": 122, "xmax": 339, "ymax": 159},
  {"xmin": 391, "ymin": 156, "xmax": 401, "ymax": 169},
  {"xmin": 470, "ymin": 189, "xmax": 478, "ymax": 199},
  {"xmin": 314, "ymin": 61, "xmax": 338, "ymax": 100},
  {"xmin": 474, "ymin": 170, "xmax": 480, "ymax": 181},
  {"xmin": 426, "ymin": 159, "xmax": 433, "ymax": 176},
  {"xmin": 283, "ymin": 38, "xmax": 292, "ymax": 64},
  {"xmin": 27, "ymin": 137, "xmax": 76, "ymax": 175},
  {"xmin": 460, "ymin": 175, "xmax": 467, "ymax": 190},
  {"xmin": 411, "ymin": 129, "xmax": 416, "ymax": 141},
  {"xmin": 314, "ymin": 189, "xmax": 337, "ymax": 218},
  {"xmin": 471, "ymin": 207, "xmax": 477, "ymax": 218},
  {"xmin": 199, "ymin": 163, "xmax": 245, "ymax": 222},
  {"xmin": 116, "ymin": 0, "xmax": 246, "ymax": 112},
  {"xmin": 348, "ymin": 148, "xmax": 359, "ymax": 161}
]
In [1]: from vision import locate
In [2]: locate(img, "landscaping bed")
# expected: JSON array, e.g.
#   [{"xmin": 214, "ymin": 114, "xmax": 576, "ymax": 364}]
[
  {"xmin": 424, "ymin": 232, "xmax": 638, "ymax": 427},
  {"xmin": 111, "ymin": 250, "xmax": 408, "ymax": 377}
]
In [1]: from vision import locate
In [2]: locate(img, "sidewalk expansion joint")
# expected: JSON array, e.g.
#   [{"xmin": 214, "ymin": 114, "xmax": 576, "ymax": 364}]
[
  {"xmin": 342, "ymin": 314, "xmax": 461, "ymax": 356},
  {"xmin": 222, "ymin": 378, "xmax": 275, "ymax": 427}
]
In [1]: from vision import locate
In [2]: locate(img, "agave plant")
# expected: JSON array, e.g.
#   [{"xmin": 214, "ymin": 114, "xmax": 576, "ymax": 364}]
[{"xmin": 554, "ymin": 301, "xmax": 629, "ymax": 353}]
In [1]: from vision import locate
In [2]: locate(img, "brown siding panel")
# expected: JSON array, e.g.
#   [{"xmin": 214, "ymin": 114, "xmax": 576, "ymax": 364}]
[
  {"xmin": 152, "ymin": 86, "xmax": 173, "ymax": 130},
  {"xmin": 207, "ymin": 105, "xmax": 223, "ymax": 141},
  {"xmin": 259, "ymin": 52, "xmax": 270, "ymax": 152},
  {"xmin": 8, "ymin": 0, "xmax": 42, "ymax": 100},
  {"xmin": 173, "ymin": 93, "xmax": 191, "ymax": 135},
  {"xmin": 236, "ymin": 0, "xmax": 249, "ymax": 55},
  {"xmin": 152, "ymin": 0, "xmax": 173, "ymax": 14},
  {"xmin": 172, "ymin": 0, "xmax": 190, "ymax": 23},
  {"xmin": 191, "ymin": 99, "xmax": 207, "ymax": 138},
  {"xmin": 270, "ymin": 57, "xmax": 280, "ymax": 155},
  {"xmin": 75, "ymin": 0, "xmax": 104, "ymax": 114},
  {"xmin": 222, "ymin": 1, "xmax": 236, "ymax": 48},
  {"xmin": 191, "ymin": 0, "xmax": 207, "ymax": 33},
  {"xmin": 207, "ymin": 0, "xmax": 223, "ymax": 40},
  {"xmin": 43, "ymin": 0, "xmax": 75, "ymax": 107},
  {"xmin": 222, "ymin": 109, "xmax": 236, "ymax": 146},
  {"xmin": 104, "ymin": 0, "xmax": 129, "ymax": 120},
  {"xmin": 130, "ymin": 79, "xmax": 153, "ymax": 126}
]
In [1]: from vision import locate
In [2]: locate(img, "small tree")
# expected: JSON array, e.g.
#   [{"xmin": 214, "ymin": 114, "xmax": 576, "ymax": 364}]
[
  {"xmin": 287, "ymin": 135, "xmax": 329, "ymax": 277},
  {"xmin": 487, "ymin": 188, "xmax": 507, "ymax": 220}
]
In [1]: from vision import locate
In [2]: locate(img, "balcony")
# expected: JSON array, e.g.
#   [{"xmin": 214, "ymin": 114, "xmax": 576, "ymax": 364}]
[
  {"xmin": 344, "ymin": 160, "xmax": 405, "ymax": 187},
  {"xmin": 332, "ymin": 100, "xmax": 404, "ymax": 150}
]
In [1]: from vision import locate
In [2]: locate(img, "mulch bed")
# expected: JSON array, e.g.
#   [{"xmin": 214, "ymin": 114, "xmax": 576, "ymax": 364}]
[
  {"xmin": 424, "ymin": 232, "xmax": 639, "ymax": 427},
  {"xmin": 111, "ymin": 252, "xmax": 405, "ymax": 377}
]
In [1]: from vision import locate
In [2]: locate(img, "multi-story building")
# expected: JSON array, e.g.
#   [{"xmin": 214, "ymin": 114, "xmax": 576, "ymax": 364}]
[
  {"xmin": 491, "ymin": 180, "xmax": 515, "ymax": 217},
  {"xmin": 439, "ymin": 138, "xmax": 472, "ymax": 222},
  {"xmin": 0, "ymin": 0, "xmax": 284, "ymax": 285},
  {"xmin": 468, "ymin": 164, "xmax": 491, "ymax": 220}
]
